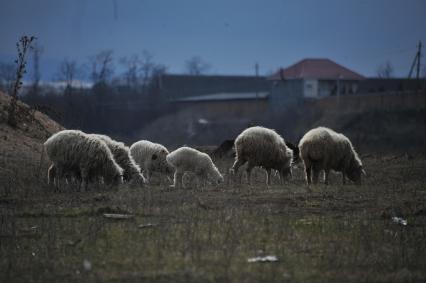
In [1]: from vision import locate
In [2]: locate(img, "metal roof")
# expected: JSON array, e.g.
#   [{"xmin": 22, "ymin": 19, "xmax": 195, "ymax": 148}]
[
  {"xmin": 269, "ymin": 58, "xmax": 365, "ymax": 80},
  {"xmin": 174, "ymin": 92, "xmax": 269, "ymax": 102}
]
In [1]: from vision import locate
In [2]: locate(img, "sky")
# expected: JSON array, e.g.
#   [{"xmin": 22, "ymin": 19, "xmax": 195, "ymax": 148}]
[{"xmin": 0, "ymin": 0, "xmax": 425, "ymax": 81}]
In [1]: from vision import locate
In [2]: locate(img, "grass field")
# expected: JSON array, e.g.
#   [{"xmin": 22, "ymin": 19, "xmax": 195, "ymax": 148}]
[{"xmin": 0, "ymin": 154, "xmax": 425, "ymax": 282}]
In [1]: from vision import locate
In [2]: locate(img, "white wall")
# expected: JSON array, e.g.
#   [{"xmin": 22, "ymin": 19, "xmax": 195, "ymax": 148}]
[{"xmin": 303, "ymin": 79, "xmax": 318, "ymax": 98}]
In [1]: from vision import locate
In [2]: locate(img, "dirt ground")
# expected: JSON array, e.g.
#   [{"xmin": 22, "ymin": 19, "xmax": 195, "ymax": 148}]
[{"xmin": 0, "ymin": 153, "xmax": 425, "ymax": 283}]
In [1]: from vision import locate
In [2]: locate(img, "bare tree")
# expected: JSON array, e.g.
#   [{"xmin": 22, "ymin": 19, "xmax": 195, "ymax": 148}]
[
  {"xmin": 120, "ymin": 54, "xmax": 140, "ymax": 88},
  {"xmin": 58, "ymin": 59, "xmax": 78, "ymax": 89},
  {"xmin": 8, "ymin": 35, "xmax": 36, "ymax": 127},
  {"xmin": 185, "ymin": 56, "xmax": 211, "ymax": 75},
  {"xmin": 138, "ymin": 51, "xmax": 167, "ymax": 94},
  {"xmin": 89, "ymin": 50, "xmax": 114, "ymax": 84},
  {"xmin": 140, "ymin": 50, "xmax": 155, "ymax": 87},
  {"xmin": 376, "ymin": 61, "xmax": 394, "ymax": 78},
  {"xmin": 0, "ymin": 62, "xmax": 15, "ymax": 93}
]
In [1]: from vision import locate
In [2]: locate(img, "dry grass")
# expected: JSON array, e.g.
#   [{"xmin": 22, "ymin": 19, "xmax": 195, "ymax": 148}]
[{"xmin": 0, "ymin": 153, "xmax": 425, "ymax": 283}]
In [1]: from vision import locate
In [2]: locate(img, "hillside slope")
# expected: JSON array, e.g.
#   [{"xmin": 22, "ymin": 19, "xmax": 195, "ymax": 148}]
[{"xmin": 0, "ymin": 91, "xmax": 63, "ymax": 191}]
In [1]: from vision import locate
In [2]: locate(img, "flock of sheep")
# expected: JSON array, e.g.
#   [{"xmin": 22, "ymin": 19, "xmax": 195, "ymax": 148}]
[{"xmin": 44, "ymin": 126, "xmax": 366, "ymax": 191}]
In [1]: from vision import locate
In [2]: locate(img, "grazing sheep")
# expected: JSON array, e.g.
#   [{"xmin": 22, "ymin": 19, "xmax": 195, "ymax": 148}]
[
  {"xmin": 90, "ymin": 134, "xmax": 145, "ymax": 185},
  {"xmin": 130, "ymin": 140, "xmax": 173, "ymax": 184},
  {"xmin": 231, "ymin": 126, "xmax": 293, "ymax": 186},
  {"xmin": 166, "ymin": 146, "xmax": 224, "ymax": 189},
  {"xmin": 298, "ymin": 127, "xmax": 365, "ymax": 185},
  {"xmin": 44, "ymin": 130, "xmax": 123, "ymax": 190}
]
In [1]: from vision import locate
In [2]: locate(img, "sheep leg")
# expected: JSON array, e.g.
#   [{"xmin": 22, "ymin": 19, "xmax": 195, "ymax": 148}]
[
  {"xmin": 312, "ymin": 169, "xmax": 320, "ymax": 185},
  {"xmin": 172, "ymin": 171, "xmax": 184, "ymax": 189},
  {"xmin": 47, "ymin": 164, "xmax": 55, "ymax": 185},
  {"xmin": 305, "ymin": 165, "xmax": 312, "ymax": 185},
  {"xmin": 74, "ymin": 171, "xmax": 82, "ymax": 192},
  {"xmin": 342, "ymin": 172, "xmax": 346, "ymax": 185},
  {"xmin": 266, "ymin": 168, "xmax": 272, "ymax": 186},
  {"xmin": 231, "ymin": 158, "xmax": 245, "ymax": 173},
  {"xmin": 279, "ymin": 171, "xmax": 285, "ymax": 185},
  {"xmin": 202, "ymin": 173, "xmax": 208, "ymax": 187},
  {"xmin": 324, "ymin": 169, "xmax": 330, "ymax": 185},
  {"xmin": 194, "ymin": 174, "xmax": 201, "ymax": 189},
  {"xmin": 80, "ymin": 168, "xmax": 89, "ymax": 192},
  {"xmin": 145, "ymin": 170, "xmax": 152, "ymax": 184},
  {"xmin": 246, "ymin": 163, "xmax": 254, "ymax": 185},
  {"xmin": 195, "ymin": 173, "xmax": 207, "ymax": 189},
  {"xmin": 231, "ymin": 158, "xmax": 246, "ymax": 184},
  {"xmin": 55, "ymin": 166, "xmax": 66, "ymax": 192}
]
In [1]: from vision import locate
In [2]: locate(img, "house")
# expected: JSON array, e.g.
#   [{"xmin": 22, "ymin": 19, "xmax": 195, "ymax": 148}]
[
  {"xmin": 267, "ymin": 58, "xmax": 365, "ymax": 113},
  {"xmin": 269, "ymin": 58, "xmax": 365, "ymax": 99}
]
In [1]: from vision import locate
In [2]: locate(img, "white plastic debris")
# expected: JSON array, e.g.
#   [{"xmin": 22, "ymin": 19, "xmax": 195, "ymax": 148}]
[
  {"xmin": 247, "ymin": 255, "xmax": 279, "ymax": 263},
  {"xmin": 392, "ymin": 217, "xmax": 408, "ymax": 226},
  {"xmin": 198, "ymin": 118, "xmax": 209, "ymax": 124},
  {"xmin": 83, "ymin": 259, "xmax": 92, "ymax": 271},
  {"xmin": 103, "ymin": 213, "xmax": 134, "ymax": 219}
]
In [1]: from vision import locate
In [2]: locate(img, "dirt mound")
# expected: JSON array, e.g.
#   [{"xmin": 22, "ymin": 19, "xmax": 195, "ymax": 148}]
[{"xmin": 0, "ymin": 91, "xmax": 64, "ymax": 191}]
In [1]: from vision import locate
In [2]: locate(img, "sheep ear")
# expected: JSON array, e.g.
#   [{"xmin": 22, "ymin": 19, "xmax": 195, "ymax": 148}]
[
  {"xmin": 152, "ymin": 154, "xmax": 158, "ymax": 160},
  {"xmin": 361, "ymin": 169, "xmax": 366, "ymax": 176}
]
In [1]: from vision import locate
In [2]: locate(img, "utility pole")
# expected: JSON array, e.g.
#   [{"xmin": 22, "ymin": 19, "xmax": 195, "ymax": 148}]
[
  {"xmin": 416, "ymin": 41, "xmax": 422, "ymax": 80},
  {"xmin": 254, "ymin": 62, "xmax": 260, "ymax": 118},
  {"xmin": 408, "ymin": 40, "xmax": 422, "ymax": 80},
  {"xmin": 255, "ymin": 62, "xmax": 259, "ymax": 98},
  {"xmin": 30, "ymin": 43, "xmax": 43, "ymax": 97}
]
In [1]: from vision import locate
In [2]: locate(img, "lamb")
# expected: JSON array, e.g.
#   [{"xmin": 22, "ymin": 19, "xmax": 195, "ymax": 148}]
[
  {"xmin": 129, "ymin": 140, "xmax": 174, "ymax": 184},
  {"xmin": 166, "ymin": 146, "xmax": 224, "ymax": 189},
  {"xmin": 90, "ymin": 134, "xmax": 145, "ymax": 185},
  {"xmin": 44, "ymin": 130, "xmax": 123, "ymax": 190},
  {"xmin": 231, "ymin": 126, "xmax": 293, "ymax": 186},
  {"xmin": 298, "ymin": 127, "xmax": 365, "ymax": 185}
]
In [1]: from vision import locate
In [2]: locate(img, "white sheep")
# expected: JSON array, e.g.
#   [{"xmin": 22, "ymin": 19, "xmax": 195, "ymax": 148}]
[
  {"xmin": 231, "ymin": 126, "xmax": 293, "ymax": 186},
  {"xmin": 166, "ymin": 146, "xmax": 224, "ymax": 189},
  {"xmin": 44, "ymin": 130, "xmax": 123, "ymax": 190},
  {"xmin": 90, "ymin": 134, "xmax": 145, "ymax": 185},
  {"xmin": 298, "ymin": 127, "xmax": 365, "ymax": 185},
  {"xmin": 129, "ymin": 140, "xmax": 173, "ymax": 184}
]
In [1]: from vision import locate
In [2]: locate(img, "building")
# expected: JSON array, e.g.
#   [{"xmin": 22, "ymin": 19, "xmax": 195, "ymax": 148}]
[
  {"xmin": 159, "ymin": 74, "xmax": 269, "ymax": 101},
  {"xmin": 268, "ymin": 58, "xmax": 365, "ymax": 113},
  {"xmin": 153, "ymin": 74, "xmax": 270, "ymax": 143},
  {"xmin": 173, "ymin": 91, "xmax": 269, "ymax": 120},
  {"xmin": 161, "ymin": 73, "xmax": 270, "ymax": 125}
]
